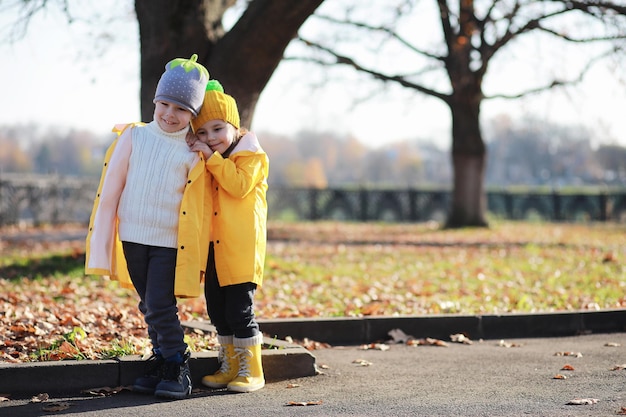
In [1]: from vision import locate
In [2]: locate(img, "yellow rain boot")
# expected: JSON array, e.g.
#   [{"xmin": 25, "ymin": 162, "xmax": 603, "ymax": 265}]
[
  {"xmin": 227, "ymin": 335, "xmax": 265, "ymax": 393},
  {"xmin": 202, "ymin": 335, "xmax": 238, "ymax": 388}
]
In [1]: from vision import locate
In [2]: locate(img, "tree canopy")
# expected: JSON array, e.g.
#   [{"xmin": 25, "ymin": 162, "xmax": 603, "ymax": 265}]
[
  {"xmin": 294, "ymin": 0, "xmax": 626, "ymax": 226},
  {"xmin": 4, "ymin": 0, "xmax": 625, "ymax": 227}
]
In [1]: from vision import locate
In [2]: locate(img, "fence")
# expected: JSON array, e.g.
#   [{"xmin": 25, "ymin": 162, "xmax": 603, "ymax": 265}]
[{"xmin": 1, "ymin": 174, "xmax": 625, "ymax": 226}]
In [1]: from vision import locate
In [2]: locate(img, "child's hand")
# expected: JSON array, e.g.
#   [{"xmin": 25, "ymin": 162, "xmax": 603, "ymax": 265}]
[
  {"xmin": 186, "ymin": 129, "xmax": 211, "ymax": 158},
  {"xmin": 188, "ymin": 138, "xmax": 213, "ymax": 160},
  {"xmin": 185, "ymin": 129, "xmax": 198, "ymax": 147}
]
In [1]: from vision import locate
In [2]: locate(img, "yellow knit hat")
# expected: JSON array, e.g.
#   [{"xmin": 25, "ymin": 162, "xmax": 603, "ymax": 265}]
[{"xmin": 192, "ymin": 80, "xmax": 240, "ymax": 131}]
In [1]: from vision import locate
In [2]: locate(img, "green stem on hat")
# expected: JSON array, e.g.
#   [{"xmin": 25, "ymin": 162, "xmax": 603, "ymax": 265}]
[{"xmin": 169, "ymin": 54, "xmax": 210, "ymax": 79}]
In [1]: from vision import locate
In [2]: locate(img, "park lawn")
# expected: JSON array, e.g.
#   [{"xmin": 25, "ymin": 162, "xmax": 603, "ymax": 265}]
[
  {"xmin": 261, "ymin": 221, "xmax": 625, "ymax": 317},
  {"xmin": 0, "ymin": 221, "xmax": 624, "ymax": 362}
]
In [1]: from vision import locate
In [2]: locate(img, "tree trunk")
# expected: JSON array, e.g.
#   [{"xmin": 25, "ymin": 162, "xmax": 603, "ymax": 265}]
[
  {"xmin": 207, "ymin": 0, "xmax": 324, "ymax": 128},
  {"xmin": 135, "ymin": 0, "xmax": 324, "ymax": 126},
  {"xmin": 445, "ymin": 95, "xmax": 488, "ymax": 228},
  {"xmin": 135, "ymin": 0, "xmax": 218, "ymax": 122}
]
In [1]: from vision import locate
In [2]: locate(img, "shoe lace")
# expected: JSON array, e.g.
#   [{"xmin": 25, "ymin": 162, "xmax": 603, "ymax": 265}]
[
  {"xmin": 161, "ymin": 360, "xmax": 182, "ymax": 381},
  {"xmin": 217, "ymin": 345, "xmax": 231, "ymax": 374},
  {"xmin": 161, "ymin": 351, "xmax": 191, "ymax": 381},
  {"xmin": 145, "ymin": 354, "xmax": 164, "ymax": 378},
  {"xmin": 234, "ymin": 347, "xmax": 252, "ymax": 377}
]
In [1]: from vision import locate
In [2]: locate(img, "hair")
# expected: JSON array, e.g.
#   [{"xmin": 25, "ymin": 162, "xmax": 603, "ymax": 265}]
[{"xmin": 222, "ymin": 127, "xmax": 248, "ymax": 158}]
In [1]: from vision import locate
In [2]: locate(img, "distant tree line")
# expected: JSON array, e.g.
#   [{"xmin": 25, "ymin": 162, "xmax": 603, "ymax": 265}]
[{"xmin": 1, "ymin": 118, "xmax": 625, "ymax": 188}]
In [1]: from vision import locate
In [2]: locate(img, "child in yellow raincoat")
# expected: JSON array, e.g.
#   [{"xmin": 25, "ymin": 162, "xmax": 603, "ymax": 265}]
[{"xmin": 187, "ymin": 80, "xmax": 269, "ymax": 393}]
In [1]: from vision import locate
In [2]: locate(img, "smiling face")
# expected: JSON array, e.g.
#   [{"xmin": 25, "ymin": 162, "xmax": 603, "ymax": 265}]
[
  {"xmin": 195, "ymin": 119, "xmax": 237, "ymax": 155},
  {"xmin": 153, "ymin": 100, "xmax": 193, "ymax": 133}
]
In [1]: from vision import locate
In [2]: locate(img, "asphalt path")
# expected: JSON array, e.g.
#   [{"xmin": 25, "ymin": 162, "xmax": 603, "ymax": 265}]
[{"xmin": 2, "ymin": 332, "xmax": 626, "ymax": 417}]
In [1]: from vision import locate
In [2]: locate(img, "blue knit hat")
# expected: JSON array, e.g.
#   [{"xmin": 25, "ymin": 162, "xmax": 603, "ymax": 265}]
[{"xmin": 153, "ymin": 54, "xmax": 209, "ymax": 117}]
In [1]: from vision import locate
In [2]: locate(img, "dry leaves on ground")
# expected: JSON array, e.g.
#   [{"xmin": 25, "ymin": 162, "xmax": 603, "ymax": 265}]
[
  {"xmin": 567, "ymin": 398, "xmax": 598, "ymax": 405},
  {"xmin": 498, "ymin": 340, "xmax": 523, "ymax": 348},
  {"xmin": 286, "ymin": 400, "xmax": 323, "ymax": 406},
  {"xmin": 2, "ymin": 221, "xmax": 625, "ymax": 362},
  {"xmin": 554, "ymin": 351, "xmax": 583, "ymax": 358},
  {"xmin": 352, "ymin": 358, "xmax": 373, "ymax": 366}
]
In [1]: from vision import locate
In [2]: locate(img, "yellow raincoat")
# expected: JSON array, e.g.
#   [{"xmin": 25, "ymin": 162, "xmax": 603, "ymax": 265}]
[
  {"xmin": 85, "ymin": 123, "xmax": 211, "ymax": 298},
  {"xmin": 206, "ymin": 132, "xmax": 269, "ymax": 287}
]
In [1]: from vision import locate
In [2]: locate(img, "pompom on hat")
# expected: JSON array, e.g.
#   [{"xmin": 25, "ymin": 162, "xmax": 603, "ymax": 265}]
[
  {"xmin": 191, "ymin": 80, "xmax": 240, "ymax": 131},
  {"xmin": 153, "ymin": 54, "xmax": 209, "ymax": 117}
]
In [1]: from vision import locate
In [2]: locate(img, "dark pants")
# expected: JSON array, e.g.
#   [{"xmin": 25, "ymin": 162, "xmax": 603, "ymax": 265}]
[
  {"xmin": 205, "ymin": 242, "xmax": 259, "ymax": 338},
  {"xmin": 122, "ymin": 241, "xmax": 187, "ymax": 359}
]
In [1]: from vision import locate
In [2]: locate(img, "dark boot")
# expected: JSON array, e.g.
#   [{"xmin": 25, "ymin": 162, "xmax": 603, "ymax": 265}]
[
  {"xmin": 133, "ymin": 350, "xmax": 164, "ymax": 394},
  {"xmin": 154, "ymin": 351, "xmax": 192, "ymax": 399}
]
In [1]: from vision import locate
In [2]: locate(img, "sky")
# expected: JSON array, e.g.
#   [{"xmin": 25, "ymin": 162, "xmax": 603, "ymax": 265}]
[{"xmin": 0, "ymin": 1, "xmax": 625, "ymax": 150}]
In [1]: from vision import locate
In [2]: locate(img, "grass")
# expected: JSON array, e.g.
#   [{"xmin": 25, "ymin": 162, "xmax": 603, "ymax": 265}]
[
  {"xmin": 257, "ymin": 221, "xmax": 626, "ymax": 317},
  {"xmin": 1, "ymin": 220, "xmax": 624, "ymax": 361}
]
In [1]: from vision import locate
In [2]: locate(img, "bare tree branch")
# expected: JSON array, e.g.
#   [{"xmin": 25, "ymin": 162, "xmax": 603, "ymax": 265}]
[
  {"xmin": 0, "ymin": 0, "xmax": 74, "ymax": 42},
  {"xmin": 295, "ymin": 36, "xmax": 450, "ymax": 103},
  {"xmin": 565, "ymin": 0, "xmax": 626, "ymax": 16},
  {"xmin": 313, "ymin": 13, "xmax": 445, "ymax": 61},
  {"xmin": 485, "ymin": 44, "xmax": 620, "ymax": 99}
]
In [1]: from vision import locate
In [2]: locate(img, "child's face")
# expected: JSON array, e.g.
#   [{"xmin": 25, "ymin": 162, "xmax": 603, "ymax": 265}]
[
  {"xmin": 154, "ymin": 100, "xmax": 193, "ymax": 133},
  {"xmin": 195, "ymin": 119, "xmax": 236, "ymax": 155}
]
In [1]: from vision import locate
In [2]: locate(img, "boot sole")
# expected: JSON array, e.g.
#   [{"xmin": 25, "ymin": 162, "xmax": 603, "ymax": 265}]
[
  {"xmin": 227, "ymin": 383, "xmax": 265, "ymax": 393},
  {"xmin": 154, "ymin": 388, "xmax": 192, "ymax": 400},
  {"xmin": 201, "ymin": 380, "xmax": 228, "ymax": 389},
  {"xmin": 133, "ymin": 385, "xmax": 156, "ymax": 394}
]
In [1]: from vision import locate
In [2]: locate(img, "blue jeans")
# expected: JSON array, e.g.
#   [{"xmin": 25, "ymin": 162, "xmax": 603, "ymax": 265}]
[
  {"xmin": 122, "ymin": 242, "xmax": 187, "ymax": 359},
  {"xmin": 205, "ymin": 242, "xmax": 260, "ymax": 338}
]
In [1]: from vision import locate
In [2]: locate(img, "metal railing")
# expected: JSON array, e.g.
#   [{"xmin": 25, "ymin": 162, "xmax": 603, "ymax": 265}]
[{"xmin": 1, "ymin": 174, "xmax": 625, "ymax": 226}]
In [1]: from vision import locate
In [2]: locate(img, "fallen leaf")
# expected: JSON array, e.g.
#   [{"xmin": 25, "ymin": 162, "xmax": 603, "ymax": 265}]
[
  {"xmin": 618, "ymin": 406, "xmax": 626, "ymax": 415},
  {"xmin": 359, "ymin": 343, "xmax": 390, "ymax": 351},
  {"xmin": 553, "ymin": 374, "xmax": 567, "ymax": 379},
  {"xmin": 81, "ymin": 386, "xmax": 129, "ymax": 396},
  {"xmin": 450, "ymin": 333, "xmax": 472, "ymax": 345},
  {"xmin": 352, "ymin": 359, "xmax": 373, "ymax": 366},
  {"xmin": 602, "ymin": 252, "xmax": 616, "ymax": 263},
  {"xmin": 286, "ymin": 383, "xmax": 300, "ymax": 388},
  {"xmin": 30, "ymin": 393, "xmax": 49, "ymax": 403},
  {"xmin": 497, "ymin": 340, "xmax": 523, "ymax": 348},
  {"xmin": 554, "ymin": 351, "xmax": 582, "ymax": 358},
  {"xmin": 408, "ymin": 337, "xmax": 448, "ymax": 347},
  {"xmin": 41, "ymin": 401, "xmax": 71, "ymax": 412},
  {"xmin": 0, "ymin": 396, "xmax": 9, "ymax": 402},
  {"xmin": 561, "ymin": 364, "xmax": 575, "ymax": 371},
  {"xmin": 286, "ymin": 400, "xmax": 323, "ymax": 406},
  {"xmin": 611, "ymin": 364, "xmax": 626, "ymax": 371},
  {"xmin": 388, "ymin": 328, "xmax": 412, "ymax": 343},
  {"xmin": 604, "ymin": 342, "xmax": 621, "ymax": 347},
  {"xmin": 567, "ymin": 398, "xmax": 598, "ymax": 405},
  {"xmin": 289, "ymin": 337, "xmax": 331, "ymax": 350}
]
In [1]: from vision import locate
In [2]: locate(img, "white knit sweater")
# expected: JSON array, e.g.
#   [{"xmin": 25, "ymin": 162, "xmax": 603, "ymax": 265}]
[{"xmin": 118, "ymin": 121, "xmax": 199, "ymax": 248}]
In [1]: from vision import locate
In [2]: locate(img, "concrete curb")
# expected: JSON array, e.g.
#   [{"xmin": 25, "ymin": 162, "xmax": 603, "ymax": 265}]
[
  {"xmin": 0, "ymin": 332, "xmax": 316, "ymax": 397},
  {"xmin": 258, "ymin": 309, "xmax": 626, "ymax": 345},
  {"xmin": 2, "ymin": 310, "xmax": 625, "ymax": 397}
]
